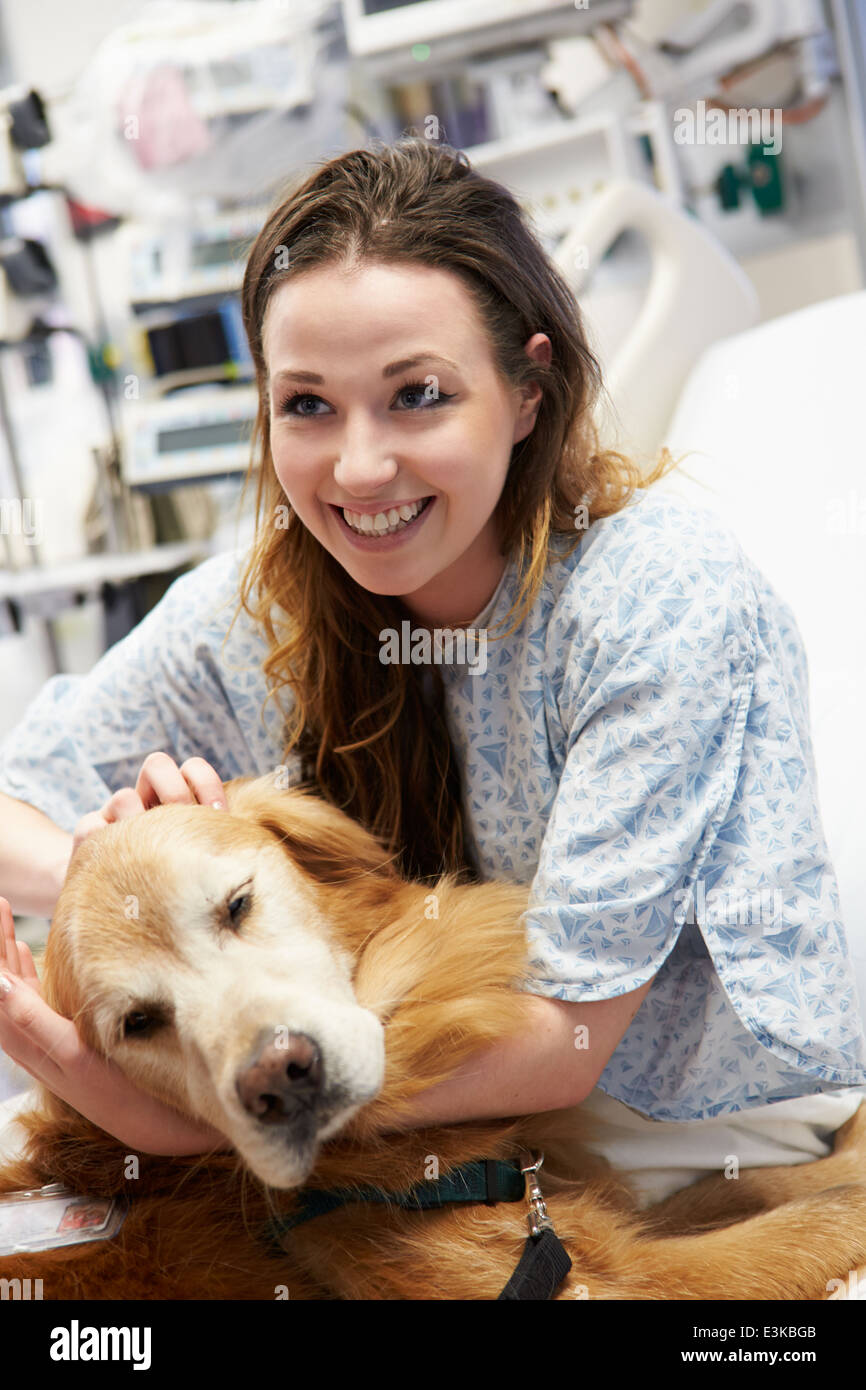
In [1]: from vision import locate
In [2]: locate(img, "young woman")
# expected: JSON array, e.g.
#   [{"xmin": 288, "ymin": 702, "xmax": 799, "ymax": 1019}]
[{"xmin": 1, "ymin": 138, "xmax": 864, "ymax": 1205}]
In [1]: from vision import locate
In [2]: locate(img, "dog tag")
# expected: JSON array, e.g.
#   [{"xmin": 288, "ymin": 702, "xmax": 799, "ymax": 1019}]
[{"xmin": 0, "ymin": 1182, "xmax": 127, "ymax": 1254}]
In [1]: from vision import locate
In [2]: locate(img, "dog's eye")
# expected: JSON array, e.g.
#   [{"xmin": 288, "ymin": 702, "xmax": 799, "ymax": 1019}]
[
  {"xmin": 122, "ymin": 1009, "xmax": 168, "ymax": 1040},
  {"xmin": 228, "ymin": 891, "xmax": 252, "ymax": 926}
]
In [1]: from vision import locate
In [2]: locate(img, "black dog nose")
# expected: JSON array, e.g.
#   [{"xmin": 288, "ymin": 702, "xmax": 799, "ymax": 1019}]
[{"xmin": 236, "ymin": 1032, "xmax": 324, "ymax": 1123}]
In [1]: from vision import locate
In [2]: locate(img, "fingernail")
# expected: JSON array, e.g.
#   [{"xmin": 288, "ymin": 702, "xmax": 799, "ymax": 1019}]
[
  {"xmin": 211, "ymin": 801, "xmax": 226, "ymax": 810},
  {"xmin": 0, "ymin": 973, "xmax": 13, "ymax": 998}
]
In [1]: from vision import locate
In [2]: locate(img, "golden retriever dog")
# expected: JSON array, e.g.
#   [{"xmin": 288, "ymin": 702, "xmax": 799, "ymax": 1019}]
[{"xmin": 2, "ymin": 774, "xmax": 866, "ymax": 1300}]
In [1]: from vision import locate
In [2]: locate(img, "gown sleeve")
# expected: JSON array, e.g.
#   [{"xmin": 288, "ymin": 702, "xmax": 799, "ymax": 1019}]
[
  {"xmin": 521, "ymin": 535, "xmax": 757, "ymax": 1000},
  {"xmin": 0, "ymin": 552, "xmax": 272, "ymax": 834}
]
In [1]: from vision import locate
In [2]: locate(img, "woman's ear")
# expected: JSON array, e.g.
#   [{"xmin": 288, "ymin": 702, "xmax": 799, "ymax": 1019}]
[
  {"xmin": 223, "ymin": 775, "xmax": 401, "ymax": 887},
  {"xmin": 512, "ymin": 334, "xmax": 550, "ymax": 445}
]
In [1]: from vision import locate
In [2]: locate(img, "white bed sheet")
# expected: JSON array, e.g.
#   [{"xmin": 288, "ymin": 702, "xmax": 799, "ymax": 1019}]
[{"xmin": 656, "ymin": 289, "xmax": 866, "ymax": 1020}]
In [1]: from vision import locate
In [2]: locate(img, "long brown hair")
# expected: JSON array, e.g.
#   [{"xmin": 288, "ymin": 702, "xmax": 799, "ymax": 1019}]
[{"xmin": 231, "ymin": 137, "xmax": 682, "ymax": 882}]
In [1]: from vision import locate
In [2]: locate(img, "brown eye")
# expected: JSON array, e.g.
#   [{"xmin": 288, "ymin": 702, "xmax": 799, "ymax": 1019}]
[
  {"xmin": 122, "ymin": 1008, "xmax": 169, "ymax": 1040},
  {"xmin": 228, "ymin": 891, "xmax": 252, "ymax": 927}
]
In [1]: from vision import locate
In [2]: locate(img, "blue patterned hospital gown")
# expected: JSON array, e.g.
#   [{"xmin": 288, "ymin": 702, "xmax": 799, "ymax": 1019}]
[{"xmin": 1, "ymin": 489, "xmax": 864, "ymax": 1120}]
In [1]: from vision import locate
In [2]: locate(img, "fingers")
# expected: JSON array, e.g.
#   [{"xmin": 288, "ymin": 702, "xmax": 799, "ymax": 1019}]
[
  {"xmin": 178, "ymin": 756, "xmax": 228, "ymax": 809},
  {"xmin": 0, "ymin": 901, "xmax": 88, "ymax": 1080},
  {"xmin": 100, "ymin": 786, "xmax": 147, "ymax": 823},
  {"xmin": 0, "ymin": 894, "xmax": 23, "ymax": 977},
  {"xmin": 70, "ymin": 812, "xmax": 106, "ymax": 855},
  {"xmin": 135, "ymin": 752, "xmax": 227, "ymax": 811},
  {"xmin": 17, "ymin": 940, "xmax": 42, "ymax": 990},
  {"xmin": 0, "ymin": 966, "xmax": 84, "ymax": 1083},
  {"xmin": 71, "ymin": 755, "xmax": 228, "ymax": 854},
  {"xmin": 71, "ymin": 787, "xmax": 146, "ymax": 854}
]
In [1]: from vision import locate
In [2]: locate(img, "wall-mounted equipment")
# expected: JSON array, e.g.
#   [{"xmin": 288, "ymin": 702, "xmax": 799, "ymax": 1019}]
[
  {"xmin": 120, "ymin": 382, "xmax": 258, "ymax": 490},
  {"xmin": 341, "ymin": 0, "xmax": 633, "ymax": 71},
  {"xmin": 138, "ymin": 299, "xmax": 252, "ymax": 381},
  {"xmin": 470, "ymin": 111, "xmax": 654, "ymax": 248},
  {"xmin": 124, "ymin": 207, "xmax": 267, "ymax": 308},
  {"xmin": 0, "ymin": 87, "xmax": 51, "ymax": 199}
]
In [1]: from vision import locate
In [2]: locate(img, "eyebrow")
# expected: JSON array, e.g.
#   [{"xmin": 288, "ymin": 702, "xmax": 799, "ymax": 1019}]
[{"xmin": 269, "ymin": 352, "xmax": 461, "ymax": 393}]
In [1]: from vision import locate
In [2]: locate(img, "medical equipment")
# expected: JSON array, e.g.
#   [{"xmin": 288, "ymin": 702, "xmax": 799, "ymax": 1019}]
[
  {"xmin": 34, "ymin": 1, "xmax": 346, "ymax": 219},
  {"xmin": 124, "ymin": 207, "xmax": 266, "ymax": 308},
  {"xmin": 118, "ymin": 209, "xmax": 263, "ymax": 486},
  {"xmin": 342, "ymin": 0, "xmax": 633, "ymax": 68},
  {"xmin": 386, "ymin": 47, "xmax": 563, "ymax": 148},
  {"xmin": 714, "ymin": 142, "xmax": 784, "ymax": 214},
  {"xmin": 832, "ymin": 0, "xmax": 866, "ymax": 270},
  {"xmin": 611, "ymin": 0, "xmax": 830, "ymax": 104},
  {"xmin": 136, "ymin": 300, "xmax": 252, "ymax": 383},
  {"xmin": 542, "ymin": 0, "xmax": 841, "ymax": 252},
  {"xmin": 0, "ymin": 87, "xmax": 51, "ymax": 200},
  {"xmin": 0, "ymin": 236, "xmax": 58, "ymax": 298},
  {"xmin": 470, "ymin": 113, "xmax": 654, "ymax": 249},
  {"xmin": 120, "ymin": 384, "xmax": 258, "ymax": 490}
]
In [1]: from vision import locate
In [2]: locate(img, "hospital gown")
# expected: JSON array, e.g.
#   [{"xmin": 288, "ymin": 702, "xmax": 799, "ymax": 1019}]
[{"xmin": 1, "ymin": 487, "xmax": 863, "ymax": 1122}]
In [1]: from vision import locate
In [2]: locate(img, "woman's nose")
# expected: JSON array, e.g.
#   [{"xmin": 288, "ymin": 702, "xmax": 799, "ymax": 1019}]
[{"xmin": 333, "ymin": 450, "xmax": 399, "ymax": 496}]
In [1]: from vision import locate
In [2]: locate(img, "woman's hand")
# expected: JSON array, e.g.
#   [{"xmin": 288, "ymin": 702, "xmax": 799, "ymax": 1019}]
[
  {"xmin": 0, "ymin": 895, "xmax": 227, "ymax": 1153},
  {"xmin": 0, "ymin": 752, "xmax": 233, "ymax": 1155},
  {"xmin": 71, "ymin": 752, "xmax": 229, "ymax": 855}
]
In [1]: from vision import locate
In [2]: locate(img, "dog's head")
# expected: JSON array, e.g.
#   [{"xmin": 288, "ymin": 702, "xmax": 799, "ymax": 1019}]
[{"xmin": 45, "ymin": 777, "xmax": 404, "ymax": 1188}]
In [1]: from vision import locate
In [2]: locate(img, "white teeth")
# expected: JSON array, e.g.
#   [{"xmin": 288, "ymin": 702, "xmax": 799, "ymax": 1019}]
[{"xmin": 342, "ymin": 498, "xmax": 427, "ymax": 536}]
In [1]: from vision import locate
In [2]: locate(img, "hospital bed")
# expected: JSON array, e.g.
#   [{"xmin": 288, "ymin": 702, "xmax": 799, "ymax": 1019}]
[{"xmin": 554, "ymin": 179, "xmax": 866, "ymax": 1020}]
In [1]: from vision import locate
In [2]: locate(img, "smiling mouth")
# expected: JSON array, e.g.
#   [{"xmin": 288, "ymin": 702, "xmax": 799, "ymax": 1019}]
[{"xmin": 332, "ymin": 497, "xmax": 434, "ymax": 538}]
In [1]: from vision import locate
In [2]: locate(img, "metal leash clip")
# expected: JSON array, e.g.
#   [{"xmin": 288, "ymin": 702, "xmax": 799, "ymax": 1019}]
[{"xmin": 519, "ymin": 1151, "xmax": 555, "ymax": 1239}]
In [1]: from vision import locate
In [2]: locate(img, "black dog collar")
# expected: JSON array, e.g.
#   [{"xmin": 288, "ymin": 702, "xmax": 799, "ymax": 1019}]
[{"xmin": 266, "ymin": 1151, "xmax": 572, "ymax": 1300}]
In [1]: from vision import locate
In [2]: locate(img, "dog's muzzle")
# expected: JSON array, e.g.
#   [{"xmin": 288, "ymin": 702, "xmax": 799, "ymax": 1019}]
[
  {"xmin": 236, "ymin": 1031, "xmax": 324, "ymax": 1124},
  {"xmin": 223, "ymin": 1006, "xmax": 384, "ymax": 1182}
]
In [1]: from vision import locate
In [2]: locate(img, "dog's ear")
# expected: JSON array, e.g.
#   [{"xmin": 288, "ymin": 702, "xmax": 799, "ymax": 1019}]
[{"xmin": 223, "ymin": 775, "xmax": 402, "ymax": 887}]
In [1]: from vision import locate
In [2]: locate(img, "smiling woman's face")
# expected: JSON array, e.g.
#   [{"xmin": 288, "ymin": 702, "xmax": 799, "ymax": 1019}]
[{"xmin": 261, "ymin": 259, "xmax": 549, "ymax": 627}]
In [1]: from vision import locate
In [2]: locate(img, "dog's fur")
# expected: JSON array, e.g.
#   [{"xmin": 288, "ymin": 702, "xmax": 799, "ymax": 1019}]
[{"xmin": 1, "ymin": 774, "xmax": 865, "ymax": 1299}]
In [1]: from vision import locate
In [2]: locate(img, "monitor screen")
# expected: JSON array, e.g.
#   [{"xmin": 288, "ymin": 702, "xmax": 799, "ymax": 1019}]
[
  {"xmin": 361, "ymin": 0, "xmax": 435, "ymax": 12},
  {"xmin": 156, "ymin": 419, "xmax": 250, "ymax": 454},
  {"xmin": 190, "ymin": 238, "xmax": 250, "ymax": 269}
]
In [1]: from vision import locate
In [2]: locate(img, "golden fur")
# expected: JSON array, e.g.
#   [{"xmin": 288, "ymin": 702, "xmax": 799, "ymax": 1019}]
[{"xmin": 1, "ymin": 774, "xmax": 865, "ymax": 1299}]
